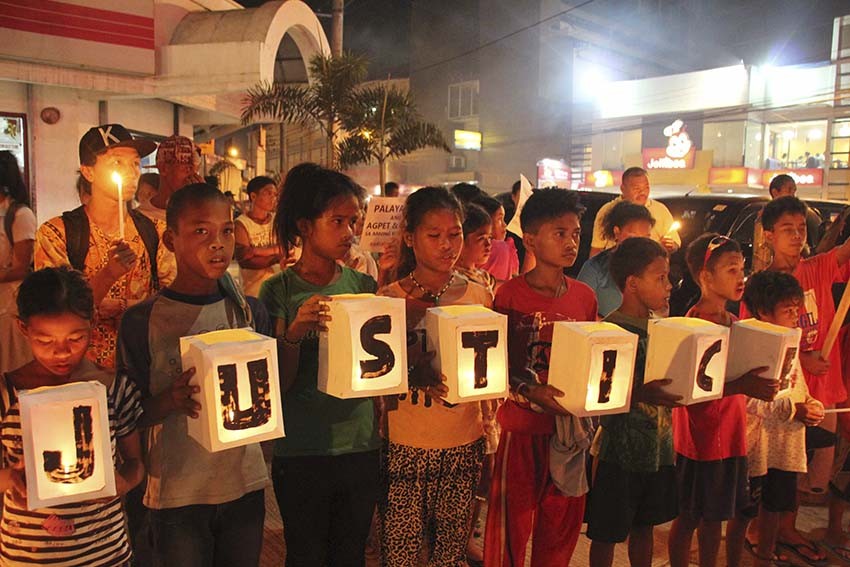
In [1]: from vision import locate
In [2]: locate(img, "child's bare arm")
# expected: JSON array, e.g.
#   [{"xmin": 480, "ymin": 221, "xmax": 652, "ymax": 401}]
[
  {"xmin": 725, "ymin": 366, "xmax": 776, "ymax": 400},
  {"xmin": 633, "ymin": 379, "xmax": 683, "ymax": 407}
]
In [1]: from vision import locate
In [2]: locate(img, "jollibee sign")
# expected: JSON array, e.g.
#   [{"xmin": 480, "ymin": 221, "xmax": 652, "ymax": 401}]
[{"xmin": 642, "ymin": 119, "xmax": 696, "ymax": 169}]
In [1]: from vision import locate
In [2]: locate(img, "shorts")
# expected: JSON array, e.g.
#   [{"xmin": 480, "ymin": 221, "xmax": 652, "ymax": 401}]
[
  {"xmin": 740, "ymin": 469, "xmax": 798, "ymax": 517},
  {"xmin": 675, "ymin": 454, "xmax": 749, "ymax": 521},
  {"xmin": 586, "ymin": 459, "xmax": 678, "ymax": 543},
  {"xmin": 829, "ymin": 434, "xmax": 850, "ymax": 503}
]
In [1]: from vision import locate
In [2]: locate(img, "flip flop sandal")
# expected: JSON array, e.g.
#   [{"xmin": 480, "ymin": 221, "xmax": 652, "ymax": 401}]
[
  {"xmin": 777, "ymin": 541, "xmax": 829, "ymax": 566},
  {"xmin": 744, "ymin": 538, "xmax": 792, "ymax": 566},
  {"xmin": 821, "ymin": 540, "xmax": 850, "ymax": 563}
]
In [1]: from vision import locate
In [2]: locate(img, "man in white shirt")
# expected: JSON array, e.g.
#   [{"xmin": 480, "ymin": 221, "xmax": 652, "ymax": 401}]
[{"xmin": 590, "ymin": 167, "xmax": 680, "ymax": 257}]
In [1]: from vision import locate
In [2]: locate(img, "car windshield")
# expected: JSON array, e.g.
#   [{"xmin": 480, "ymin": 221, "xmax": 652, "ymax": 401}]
[{"xmin": 659, "ymin": 198, "xmax": 741, "ymax": 244}]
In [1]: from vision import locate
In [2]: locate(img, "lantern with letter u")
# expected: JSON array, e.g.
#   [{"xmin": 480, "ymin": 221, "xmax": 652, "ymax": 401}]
[
  {"xmin": 19, "ymin": 381, "xmax": 115, "ymax": 510},
  {"xmin": 180, "ymin": 328, "xmax": 284, "ymax": 452},
  {"xmin": 318, "ymin": 294, "xmax": 408, "ymax": 398},
  {"xmin": 727, "ymin": 319, "xmax": 801, "ymax": 399},
  {"xmin": 424, "ymin": 305, "xmax": 508, "ymax": 404},
  {"xmin": 645, "ymin": 317, "xmax": 729, "ymax": 405},
  {"xmin": 548, "ymin": 321, "xmax": 637, "ymax": 416}
]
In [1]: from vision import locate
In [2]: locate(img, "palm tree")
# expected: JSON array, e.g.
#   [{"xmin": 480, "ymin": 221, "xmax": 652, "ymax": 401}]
[
  {"xmin": 339, "ymin": 83, "xmax": 450, "ymax": 189},
  {"xmin": 241, "ymin": 52, "xmax": 368, "ymax": 168}
]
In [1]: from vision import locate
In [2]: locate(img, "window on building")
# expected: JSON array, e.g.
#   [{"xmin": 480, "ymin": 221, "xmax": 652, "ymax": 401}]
[
  {"xmin": 764, "ymin": 120, "xmax": 827, "ymax": 170},
  {"xmin": 448, "ymin": 81, "xmax": 479, "ymax": 120},
  {"xmin": 831, "ymin": 119, "xmax": 850, "ymax": 169},
  {"xmin": 703, "ymin": 121, "xmax": 745, "ymax": 167},
  {"xmin": 594, "ymin": 129, "xmax": 641, "ymax": 171}
]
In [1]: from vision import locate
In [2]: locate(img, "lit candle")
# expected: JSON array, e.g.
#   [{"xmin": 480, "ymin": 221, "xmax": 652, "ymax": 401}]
[
  {"xmin": 111, "ymin": 171, "xmax": 124, "ymax": 239},
  {"xmin": 666, "ymin": 220, "xmax": 681, "ymax": 236}
]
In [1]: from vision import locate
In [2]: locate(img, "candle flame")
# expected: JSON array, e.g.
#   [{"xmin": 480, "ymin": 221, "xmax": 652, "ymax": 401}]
[
  {"xmin": 667, "ymin": 220, "xmax": 681, "ymax": 234},
  {"xmin": 111, "ymin": 171, "xmax": 122, "ymax": 185}
]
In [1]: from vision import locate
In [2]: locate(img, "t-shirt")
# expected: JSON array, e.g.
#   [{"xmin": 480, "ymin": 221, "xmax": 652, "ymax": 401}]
[
  {"xmin": 672, "ymin": 306, "xmax": 747, "ymax": 461},
  {"xmin": 35, "ymin": 211, "xmax": 174, "ymax": 369},
  {"xmin": 481, "ymin": 239, "xmax": 519, "ymax": 282},
  {"xmin": 235, "ymin": 213, "xmax": 279, "ymax": 298},
  {"xmin": 455, "ymin": 266, "xmax": 496, "ymax": 301},
  {"xmin": 0, "ymin": 202, "xmax": 36, "ymax": 314},
  {"xmin": 379, "ymin": 275, "xmax": 491, "ymax": 449},
  {"xmin": 591, "ymin": 197, "xmax": 681, "ymax": 251},
  {"xmin": 576, "ymin": 247, "xmax": 621, "ymax": 318},
  {"xmin": 594, "ymin": 310, "xmax": 675, "ymax": 473},
  {"xmin": 740, "ymin": 249, "xmax": 847, "ymax": 405},
  {"xmin": 341, "ymin": 241, "xmax": 378, "ymax": 281},
  {"xmin": 118, "ymin": 286, "xmax": 270, "ymax": 509},
  {"xmin": 259, "ymin": 267, "xmax": 381, "ymax": 457},
  {"xmin": 0, "ymin": 361, "xmax": 142, "ymax": 566},
  {"xmin": 494, "ymin": 274, "xmax": 597, "ymax": 436}
]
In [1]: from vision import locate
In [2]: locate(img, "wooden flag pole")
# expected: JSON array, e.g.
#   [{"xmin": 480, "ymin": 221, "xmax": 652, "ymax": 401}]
[{"xmin": 821, "ymin": 282, "xmax": 850, "ymax": 358}]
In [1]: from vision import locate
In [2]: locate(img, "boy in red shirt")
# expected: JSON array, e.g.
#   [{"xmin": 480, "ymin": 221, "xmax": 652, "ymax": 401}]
[{"xmin": 484, "ymin": 189, "xmax": 597, "ymax": 566}]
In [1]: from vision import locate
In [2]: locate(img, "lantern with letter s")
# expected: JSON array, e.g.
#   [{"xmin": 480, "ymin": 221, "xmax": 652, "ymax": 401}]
[
  {"xmin": 548, "ymin": 321, "xmax": 637, "ymax": 416},
  {"xmin": 645, "ymin": 317, "xmax": 729, "ymax": 404},
  {"xmin": 424, "ymin": 305, "xmax": 508, "ymax": 404},
  {"xmin": 727, "ymin": 319, "xmax": 801, "ymax": 399},
  {"xmin": 318, "ymin": 294, "xmax": 408, "ymax": 398},
  {"xmin": 19, "ymin": 381, "xmax": 115, "ymax": 510},
  {"xmin": 180, "ymin": 328, "xmax": 284, "ymax": 452}
]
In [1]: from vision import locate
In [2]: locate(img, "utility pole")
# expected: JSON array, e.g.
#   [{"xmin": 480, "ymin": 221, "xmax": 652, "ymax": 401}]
[{"xmin": 331, "ymin": 0, "xmax": 343, "ymax": 56}]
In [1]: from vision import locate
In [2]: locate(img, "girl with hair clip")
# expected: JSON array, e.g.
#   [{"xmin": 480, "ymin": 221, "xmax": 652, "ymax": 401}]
[
  {"xmin": 0, "ymin": 150, "xmax": 36, "ymax": 373},
  {"xmin": 258, "ymin": 163, "xmax": 382, "ymax": 566},
  {"xmin": 378, "ymin": 186, "xmax": 491, "ymax": 566}
]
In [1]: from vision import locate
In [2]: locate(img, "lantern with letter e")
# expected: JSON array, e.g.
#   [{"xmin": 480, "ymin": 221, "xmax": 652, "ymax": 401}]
[
  {"xmin": 727, "ymin": 319, "xmax": 801, "ymax": 399},
  {"xmin": 548, "ymin": 321, "xmax": 637, "ymax": 416},
  {"xmin": 645, "ymin": 317, "xmax": 729, "ymax": 404},
  {"xmin": 318, "ymin": 294, "xmax": 408, "ymax": 398},
  {"xmin": 424, "ymin": 305, "xmax": 508, "ymax": 404},
  {"xmin": 180, "ymin": 328, "xmax": 284, "ymax": 452},
  {"xmin": 19, "ymin": 381, "xmax": 115, "ymax": 510}
]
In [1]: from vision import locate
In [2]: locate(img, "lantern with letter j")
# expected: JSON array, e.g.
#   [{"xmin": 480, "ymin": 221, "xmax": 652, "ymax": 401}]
[
  {"xmin": 727, "ymin": 319, "xmax": 801, "ymax": 399},
  {"xmin": 424, "ymin": 305, "xmax": 508, "ymax": 404},
  {"xmin": 318, "ymin": 294, "xmax": 408, "ymax": 398},
  {"xmin": 548, "ymin": 321, "xmax": 637, "ymax": 416},
  {"xmin": 19, "ymin": 381, "xmax": 116, "ymax": 510},
  {"xmin": 645, "ymin": 317, "xmax": 729, "ymax": 405},
  {"xmin": 180, "ymin": 328, "xmax": 285, "ymax": 452}
]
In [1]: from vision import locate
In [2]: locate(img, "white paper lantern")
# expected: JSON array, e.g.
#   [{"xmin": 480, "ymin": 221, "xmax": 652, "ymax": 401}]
[
  {"xmin": 19, "ymin": 381, "xmax": 116, "ymax": 510},
  {"xmin": 180, "ymin": 328, "xmax": 284, "ymax": 452},
  {"xmin": 548, "ymin": 321, "xmax": 637, "ymax": 416},
  {"xmin": 424, "ymin": 305, "xmax": 508, "ymax": 404},
  {"xmin": 318, "ymin": 294, "xmax": 408, "ymax": 398},
  {"xmin": 727, "ymin": 318, "xmax": 801, "ymax": 399},
  {"xmin": 645, "ymin": 317, "xmax": 729, "ymax": 405}
]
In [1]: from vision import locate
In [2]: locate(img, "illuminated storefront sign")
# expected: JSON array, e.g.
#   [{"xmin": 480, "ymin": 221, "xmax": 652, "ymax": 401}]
[
  {"xmin": 454, "ymin": 130, "xmax": 482, "ymax": 151},
  {"xmin": 537, "ymin": 158, "xmax": 570, "ymax": 188},
  {"xmin": 643, "ymin": 119, "xmax": 696, "ymax": 169},
  {"xmin": 762, "ymin": 168, "xmax": 823, "ymax": 187},
  {"xmin": 708, "ymin": 167, "xmax": 762, "ymax": 186},
  {"xmin": 584, "ymin": 170, "xmax": 624, "ymax": 188}
]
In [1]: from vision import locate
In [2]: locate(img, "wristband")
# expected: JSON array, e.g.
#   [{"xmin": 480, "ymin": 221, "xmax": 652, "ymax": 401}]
[
  {"xmin": 280, "ymin": 330, "xmax": 302, "ymax": 347},
  {"xmin": 515, "ymin": 382, "xmax": 531, "ymax": 398}
]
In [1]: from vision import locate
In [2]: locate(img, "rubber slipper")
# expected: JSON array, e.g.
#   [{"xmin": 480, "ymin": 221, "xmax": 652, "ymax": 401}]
[
  {"xmin": 777, "ymin": 540, "xmax": 828, "ymax": 566},
  {"xmin": 821, "ymin": 540, "xmax": 850, "ymax": 563},
  {"xmin": 744, "ymin": 538, "xmax": 792, "ymax": 566}
]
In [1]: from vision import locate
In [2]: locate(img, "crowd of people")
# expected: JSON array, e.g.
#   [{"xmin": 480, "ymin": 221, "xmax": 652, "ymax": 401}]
[{"xmin": 0, "ymin": 122, "xmax": 848, "ymax": 567}]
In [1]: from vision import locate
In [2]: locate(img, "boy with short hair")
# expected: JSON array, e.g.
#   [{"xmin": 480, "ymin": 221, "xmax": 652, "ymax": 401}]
[
  {"xmin": 587, "ymin": 237, "xmax": 682, "ymax": 567},
  {"xmin": 35, "ymin": 124, "xmax": 169, "ymax": 369},
  {"xmin": 234, "ymin": 175, "xmax": 282, "ymax": 297},
  {"xmin": 118, "ymin": 183, "xmax": 269, "ymax": 566},
  {"xmin": 484, "ymin": 188, "xmax": 597, "ymax": 566},
  {"xmin": 668, "ymin": 234, "xmax": 779, "ymax": 567}
]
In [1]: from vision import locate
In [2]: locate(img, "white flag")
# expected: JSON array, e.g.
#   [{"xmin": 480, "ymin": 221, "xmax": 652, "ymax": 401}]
[{"xmin": 506, "ymin": 174, "xmax": 533, "ymax": 237}]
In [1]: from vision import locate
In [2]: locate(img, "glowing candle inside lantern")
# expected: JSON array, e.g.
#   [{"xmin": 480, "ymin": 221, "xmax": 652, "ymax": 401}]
[
  {"xmin": 666, "ymin": 220, "xmax": 681, "ymax": 235},
  {"xmin": 111, "ymin": 171, "xmax": 124, "ymax": 239}
]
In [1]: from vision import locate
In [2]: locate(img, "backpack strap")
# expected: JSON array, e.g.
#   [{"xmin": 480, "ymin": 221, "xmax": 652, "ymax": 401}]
[
  {"xmin": 129, "ymin": 209, "xmax": 160, "ymax": 291},
  {"xmin": 60, "ymin": 206, "xmax": 90, "ymax": 272}
]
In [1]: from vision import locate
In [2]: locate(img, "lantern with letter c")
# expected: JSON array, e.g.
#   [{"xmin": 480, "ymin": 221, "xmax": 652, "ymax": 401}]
[
  {"xmin": 19, "ymin": 381, "xmax": 115, "ymax": 510},
  {"xmin": 318, "ymin": 294, "xmax": 408, "ymax": 398},
  {"xmin": 645, "ymin": 317, "xmax": 729, "ymax": 405},
  {"xmin": 424, "ymin": 305, "xmax": 508, "ymax": 404},
  {"xmin": 727, "ymin": 319, "xmax": 801, "ymax": 400},
  {"xmin": 548, "ymin": 321, "xmax": 637, "ymax": 416},
  {"xmin": 180, "ymin": 328, "xmax": 285, "ymax": 452}
]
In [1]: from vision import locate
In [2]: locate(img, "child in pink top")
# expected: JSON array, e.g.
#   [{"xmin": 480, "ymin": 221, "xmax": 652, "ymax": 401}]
[{"xmin": 475, "ymin": 194, "xmax": 519, "ymax": 285}]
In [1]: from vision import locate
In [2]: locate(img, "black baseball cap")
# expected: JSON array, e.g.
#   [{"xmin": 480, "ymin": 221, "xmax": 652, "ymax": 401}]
[{"xmin": 79, "ymin": 124, "xmax": 157, "ymax": 164}]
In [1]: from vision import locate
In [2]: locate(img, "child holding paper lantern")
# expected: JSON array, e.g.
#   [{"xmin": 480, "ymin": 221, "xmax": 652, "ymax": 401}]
[
  {"xmin": 483, "ymin": 188, "xmax": 598, "ymax": 567},
  {"xmin": 586, "ymin": 237, "xmax": 683, "ymax": 567},
  {"xmin": 258, "ymin": 164, "xmax": 382, "ymax": 566},
  {"xmin": 377, "ymin": 186, "xmax": 492, "ymax": 566},
  {"xmin": 0, "ymin": 267, "xmax": 144, "ymax": 565},
  {"xmin": 668, "ymin": 234, "xmax": 779, "ymax": 567}
]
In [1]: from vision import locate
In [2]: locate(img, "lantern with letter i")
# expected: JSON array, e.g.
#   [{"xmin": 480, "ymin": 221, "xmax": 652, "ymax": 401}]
[
  {"xmin": 645, "ymin": 317, "xmax": 729, "ymax": 404},
  {"xmin": 424, "ymin": 305, "xmax": 508, "ymax": 404},
  {"xmin": 547, "ymin": 322, "xmax": 637, "ymax": 416},
  {"xmin": 727, "ymin": 319, "xmax": 801, "ymax": 399},
  {"xmin": 180, "ymin": 328, "xmax": 285, "ymax": 452},
  {"xmin": 318, "ymin": 294, "xmax": 408, "ymax": 398},
  {"xmin": 19, "ymin": 381, "xmax": 115, "ymax": 510}
]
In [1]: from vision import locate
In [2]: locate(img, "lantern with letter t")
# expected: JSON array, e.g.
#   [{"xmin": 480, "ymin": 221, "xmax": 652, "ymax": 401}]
[
  {"xmin": 180, "ymin": 328, "xmax": 284, "ymax": 452},
  {"xmin": 19, "ymin": 381, "xmax": 116, "ymax": 510},
  {"xmin": 424, "ymin": 305, "xmax": 508, "ymax": 404},
  {"xmin": 727, "ymin": 319, "xmax": 801, "ymax": 399},
  {"xmin": 318, "ymin": 294, "xmax": 408, "ymax": 398},
  {"xmin": 548, "ymin": 321, "xmax": 637, "ymax": 416},
  {"xmin": 645, "ymin": 317, "xmax": 729, "ymax": 405}
]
